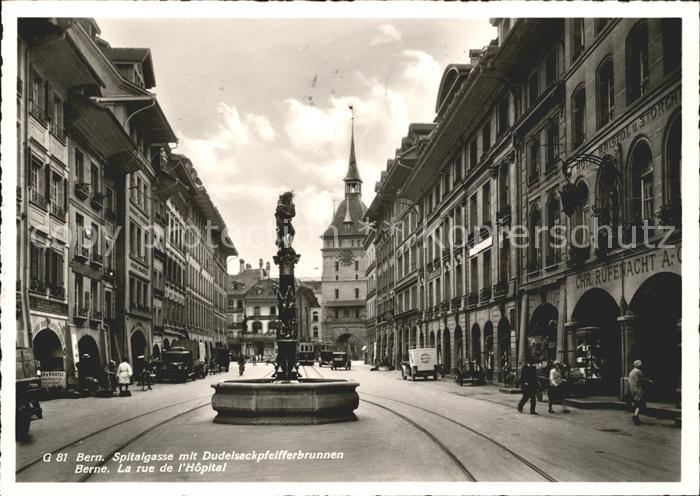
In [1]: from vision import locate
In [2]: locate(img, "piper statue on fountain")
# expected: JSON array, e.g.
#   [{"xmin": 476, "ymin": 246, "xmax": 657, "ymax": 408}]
[{"xmin": 272, "ymin": 191, "xmax": 302, "ymax": 381}]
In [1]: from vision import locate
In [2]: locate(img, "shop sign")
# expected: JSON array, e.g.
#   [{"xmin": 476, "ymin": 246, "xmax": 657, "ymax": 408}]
[
  {"xmin": 29, "ymin": 295, "xmax": 68, "ymax": 315},
  {"xmin": 574, "ymin": 246, "xmax": 681, "ymax": 291},
  {"xmin": 40, "ymin": 370, "xmax": 66, "ymax": 389},
  {"xmin": 597, "ymin": 86, "xmax": 680, "ymax": 156}
]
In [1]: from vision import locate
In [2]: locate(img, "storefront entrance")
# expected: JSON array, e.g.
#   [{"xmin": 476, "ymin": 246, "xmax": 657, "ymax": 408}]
[
  {"xmin": 454, "ymin": 326, "xmax": 463, "ymax": 367},
  {"xmin": 571, "ymin": 289, "xmax": 621, "ymax": 396},
  {"xmin": 484, "ymin": 321, "xmax": 494, "ymax": 381},
  {"xmin": 33, "ymin": 328, "xmax": 64, "ymax": 371},
  {"xmin": 528, "ymin": 303, "xmax": 557, "ymax": 368},
  {"xmin": 77, "ymin": 335, "xmax": 101, "ymax": 379},
  {"xmin": 470, "ymin": 323, "xmax": 480, "ymax": 365},
  {"xmin": 130, "ymin": 330, "xmax": 147, "ymax": 377},
  {"xmin": 442, "ymin": 328, "xmax": 451, "ymax": 373},
  {"xmin": 497, "ymin": 317, "xmax": 511, "ymax": 382},
  {"xmin": 629, "ymin": 272, "xmax": 681, "ymax": 402}
]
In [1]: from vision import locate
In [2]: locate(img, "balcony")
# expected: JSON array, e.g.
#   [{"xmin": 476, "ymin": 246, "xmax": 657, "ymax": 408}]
[
  {"xmin": 527, "ymin": 260, "xmax": 540, "ymax": 274},
  {"xmin": 155, "ymin": 211, "xmax": 167, "ymax": 226},
  {"xmin": 130, "ymin": 302, "xmax": 151, "ymax": 315},
  {"xmin": 50, "ymin": 201, "xmax": 66, "ymax": 220},
  {"xmin": 466, "ymin": 292, "xmax": 478, "ymax": 308},
  {"xmin": 425, "ymin": 307, "xmax": 433, "ymax": 319},
  {"xmin": 480, "ymin": 286, "xmax": 492, "ymax": 302},
  {"xmin": 49, "ymin": 120, "xmax": 66, "ymax": 145},
  {"xmin": 74, "ymin": 182, "xmax": 91, "ymax": 201},
  {"xmin": 28, "ymin": 187, "xmax": 48, "ymax": 210},
  {"xmin": 103, "ymin": 268, "xmax": 116, "ymax": 283},
  {"xmin": 467, "ymin": 231, "xmax": 476, "ymax": 248},
  {"xmin": 29, "ymin": 100, "xmax": 47, "ymax": 127},
  {"xmin": 496, "ymin": 205, "xmax": 511, "ymax": 226},
  {"xmin": 657, "ymin": 201, "xmax": 681, "ymax": 230},
  {"xmin": 441, "ymin": 300, "xmax": 450, "ymax": 313},
  {"xmin": 493, "ymin": 280, "xmax": 508, "ymax": 299},
  {"xmin": 74, "ymin": 244, "xmax": 89, "ymax": 262},
  {"xmin": 89, "ymin": 309, "xmax": 102, "ymax": 327},
  {"xmin": 479, "ymin": 223, "xmax": 492, "ymax": 240},
  {"xmin": 29, "ymin": 278, "xmax": 47, "ymax": 294},
  {"xmin": 568, "ymin": 245, "xmax": 590, "ymax": 268},
  {"xmin": 545, "ymin": 252, "xmax": 560, "ymax": 268},
  {"xmin": 73, "ymin": 305, "xmax": 89, "ymax": 321},
  {"xmin": 432, "ymin": 257, "xmax": 440, "ymax": 268},
  {"xmin": 91, "ymin": 252, "xmax": 103, "ymax": 267},
  {"xmin": 48, "ymin": 284, "xmax": 65, "ymax": 299},
  {"xmin": 154, "ymin": 287, "xmax": 165, "ymax": 299},
  {"xmin": 105, "ymin": 208, "xmax": 116, "ymax": 222},
  {"xmin": 441, "ymin": 247, "xmax": 450, "ymax": 259},
  {"xmin": 450, "ymin": 296, "xmax": 461, "ymax": 310},
  {"xmin": 90, "ymin": 190, "xmax": 104, "ymax": 210}
]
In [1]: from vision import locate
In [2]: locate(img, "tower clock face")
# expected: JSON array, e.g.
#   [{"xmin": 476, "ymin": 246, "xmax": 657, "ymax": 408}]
[{"xmin": 337, "ymin": 249, "xmax": 356, "ymax": 266}]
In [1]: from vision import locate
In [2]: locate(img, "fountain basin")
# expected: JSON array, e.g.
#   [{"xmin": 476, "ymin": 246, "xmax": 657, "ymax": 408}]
[{"xmin": 211, "ymin": 378, "xmax": 360, "ymax": 425}]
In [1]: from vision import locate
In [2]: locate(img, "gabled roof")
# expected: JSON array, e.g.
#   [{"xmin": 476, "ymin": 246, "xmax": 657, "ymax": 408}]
[
  {"xmin": 99, "ymin": 46, "xmax": 156, "ymax": 89},
  {"xmin": 435, "ymin": 64, "xmax": 472, "ymax": 116},
  {"xmin": 228, "ymin": 269, "xmax": 267, "ymax": 295}
]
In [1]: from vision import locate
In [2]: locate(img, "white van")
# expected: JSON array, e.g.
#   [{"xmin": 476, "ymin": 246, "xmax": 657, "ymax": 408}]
[{"xmin": 401, "ymin": 348, "xmax": 440, "ymax": 381}]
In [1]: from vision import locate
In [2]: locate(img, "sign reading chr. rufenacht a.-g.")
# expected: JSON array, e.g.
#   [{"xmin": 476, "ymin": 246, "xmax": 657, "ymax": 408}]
[{"xmin": 567, "ymin": 245, "xmax": 681, "ymax": 310}]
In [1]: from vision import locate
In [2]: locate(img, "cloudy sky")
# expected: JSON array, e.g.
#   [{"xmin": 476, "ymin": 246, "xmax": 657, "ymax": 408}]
[{"xmin": 96, "ymin": 18, "xmax": 496, "ymax": 277}]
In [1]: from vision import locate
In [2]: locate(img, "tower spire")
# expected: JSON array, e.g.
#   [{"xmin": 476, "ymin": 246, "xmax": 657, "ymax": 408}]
[{"xmin": 344, "ymin": 105, "xmax": 362, "ymax": 195}]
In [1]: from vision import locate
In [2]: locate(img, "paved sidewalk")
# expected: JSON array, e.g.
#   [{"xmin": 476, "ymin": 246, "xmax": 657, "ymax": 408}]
[{"xmin": 367, "ymin": 366, "xmax": 681, "ymax": 429}]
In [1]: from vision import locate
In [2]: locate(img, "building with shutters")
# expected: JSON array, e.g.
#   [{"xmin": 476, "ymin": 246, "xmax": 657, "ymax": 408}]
[
  {"xmin": 364, "ymin": 18, "xmax": 682, "ymax": 402},
  {"xmin": 16, "ymin": 18, "xmax": 236, "ymax": 389}
]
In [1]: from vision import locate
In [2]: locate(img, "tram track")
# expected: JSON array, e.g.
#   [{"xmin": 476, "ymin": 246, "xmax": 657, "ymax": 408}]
[
  {"xmin": 17, "ymin": 366, "xmax": 276, "ymax": 481},
  {"xmin": 310, "ymin": 363, "xmax": 556, "ymax": 482},
  {"xmin": 16, "ymin": 393, "xmax": 213, "ymax": 476},
  {"xmin": 360, "ymin": 392, "xmax": 558, "ymax": 482},
  {"xmin": 18, "ymin": 363, "xmax": 556, "ymax": 482}
]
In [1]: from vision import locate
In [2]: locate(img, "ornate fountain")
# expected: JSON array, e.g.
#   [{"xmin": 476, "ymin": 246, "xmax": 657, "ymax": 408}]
[{"xmin": 211, "ymin": 192, "xmax": 359, "ymax": 424}]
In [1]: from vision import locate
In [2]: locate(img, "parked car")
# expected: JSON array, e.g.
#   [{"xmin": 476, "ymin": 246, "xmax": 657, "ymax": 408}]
[
  {"xmin": 401, "ymin": 348, "xmax": 440, "ymax": 381},
  {"xmin": 160, "ymin": 347, "xmax": 196, "ymax": 382},
  {"xmin": 16, "ymin": 347, "xmax": 43, "ymax": 440},
  {"xmin": 319, "ymin": 350, "xmax": 334, "ymax": 367},
  {"xmin": 330, "ymin": 352, "xmax": 351, "ymax": 370}
]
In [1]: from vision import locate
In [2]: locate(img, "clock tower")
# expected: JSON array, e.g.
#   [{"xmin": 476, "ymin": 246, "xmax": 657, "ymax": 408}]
[{"xmin": 320, "ymin": 112, "xmax": 368, "ymax": 359}]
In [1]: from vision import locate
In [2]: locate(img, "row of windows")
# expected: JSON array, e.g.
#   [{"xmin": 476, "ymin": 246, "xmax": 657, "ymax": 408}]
[{"xmin": 334, "ymin": 288, "xmax": 362, "ymax": 299}]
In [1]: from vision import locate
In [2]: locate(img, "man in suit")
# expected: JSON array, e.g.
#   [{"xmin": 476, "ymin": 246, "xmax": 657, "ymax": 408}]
[{"xmin": 518, "ymin": 359, "xmax": 540, "ymax": 415}]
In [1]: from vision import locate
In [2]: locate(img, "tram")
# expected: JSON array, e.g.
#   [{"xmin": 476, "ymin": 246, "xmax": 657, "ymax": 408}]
[{"xmin": 298, "ymin": 342, "xmax": 315, "ymax": 366}]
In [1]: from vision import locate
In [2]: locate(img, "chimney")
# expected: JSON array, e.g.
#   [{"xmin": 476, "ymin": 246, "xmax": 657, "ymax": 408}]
[
  {"xmin": 246, "ymin": 263, "xmax": 251, "ymax": 270},
  {"xmin": 259, "ymin": 258, "xmax": 264, "ymax": 278},
  {"xmin": 265, "ymin": 261, "xmax": 270, "ymax": 274},
  {"xmin": 239, "ymin": 259, "xmax": 245, "ymax": 273}
]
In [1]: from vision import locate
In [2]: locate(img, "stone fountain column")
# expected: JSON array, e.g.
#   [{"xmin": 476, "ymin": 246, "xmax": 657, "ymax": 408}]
[
  {"xmin": 210, "ymin": 191, "xmax": 359, "ymax": 424},
  {"xmin": 273, "ymin": 246, "xmax": 301, "ymax": 381}
]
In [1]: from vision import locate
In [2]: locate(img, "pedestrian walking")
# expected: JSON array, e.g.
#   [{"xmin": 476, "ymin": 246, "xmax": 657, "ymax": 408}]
[
  {"xmin": 117, "ymin": 358, "xmax": 133, "ymax": 396},
  {"xmin": 548, "ymin": 361, "xmax": 570, "ymax": 413},
  {"xmin": 628, "ymin": 359, "xmax": 650, "ymax": 425},
  {"xmin": 141, "ymin": 358, "xmax": 153, "ymax": 391},
  {"xmin": 517, "ymin": 360, "xmax": 539, "ymax": 415},
  {"xmin": 104, "ymin": 359, "xmax": 117, "ymax": 392}
]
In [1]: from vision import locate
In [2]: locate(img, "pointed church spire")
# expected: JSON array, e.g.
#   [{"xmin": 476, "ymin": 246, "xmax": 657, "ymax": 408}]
[{"xmin": 344, "ymin": 106, "xmax": 362, "ymax": 194}]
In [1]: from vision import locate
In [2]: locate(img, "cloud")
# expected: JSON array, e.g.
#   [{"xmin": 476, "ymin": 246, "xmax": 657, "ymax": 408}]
[
  {"xmin": 370, "ymin": 24, "xmax": 402, "ymax": 46},
  {"xmin": 246, "ymin": 114, "xmax": 275, "ymax": 141},
  {"xmin": 178, "ymin": 49, "xmax": 447, "ymax": 276}
]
